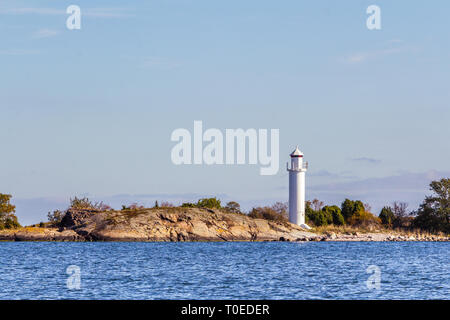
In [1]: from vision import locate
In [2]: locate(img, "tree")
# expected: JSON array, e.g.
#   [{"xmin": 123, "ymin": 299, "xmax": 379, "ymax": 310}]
[
  {"xmin": 0, "ymin": 194, "xmax": 21, "ymax": 230},
  {"xmin": 154, "ymin": 201, "xmax": 159, "ymax": 208},
  {"xmin": 379, "ymin": 206, "xmax": 395, "ymax": 227},
  {"xmin": 341, "ymin": 199, "xmax": 365, "ymax": 222},
  {"xmin": 413, "ymin": 178, "xmax": 450, "ymax": 233},
  {"xmin": 225, "ymin": 201, "xmax": 241, "ymax": 214},
  {"xmin": 311, "ymin": 199, "xmax": 324, "ymax": 211},
  {"xmin": 392, "ymin": 202, "xmax": 409, "ymax": 228},
  {"xmin": 48, "ymin": 210, "xmax": 65, "ymax": 226},
  {"xmin": 323, "ymin": 205, "xmax": 345, "ymax": 226}
]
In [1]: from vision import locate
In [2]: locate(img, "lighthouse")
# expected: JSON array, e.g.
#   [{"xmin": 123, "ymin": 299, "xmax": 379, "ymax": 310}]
[{"xmin": 287, "ymin": 146, "xmax": 310, "ymax": 228}]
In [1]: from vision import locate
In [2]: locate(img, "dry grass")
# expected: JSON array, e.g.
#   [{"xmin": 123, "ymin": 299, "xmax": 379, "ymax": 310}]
[{"xmin": 312, "ymin": 224, "xmax": 447, "ymax": 237}]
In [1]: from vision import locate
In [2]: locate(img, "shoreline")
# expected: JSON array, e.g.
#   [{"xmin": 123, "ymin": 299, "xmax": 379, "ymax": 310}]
[
  {"xmin": 0, "ymin": 207, "xmax": 448, "ymax": 242},
  {"xmin": 1, "ymin": 229, "xmax": 447, "ymax": 242}
]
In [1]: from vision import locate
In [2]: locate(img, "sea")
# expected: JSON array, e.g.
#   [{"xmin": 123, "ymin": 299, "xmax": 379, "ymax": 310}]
[{"xmin": 0, "ymin": 242, "xmax": 448, "ymax": 299}]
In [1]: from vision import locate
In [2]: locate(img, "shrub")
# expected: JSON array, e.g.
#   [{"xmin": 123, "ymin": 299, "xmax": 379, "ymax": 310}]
[
  {"xmin": 121, "ymin": 203, "xmax": 144, "ymax": 210},
  {"xmin": 341, "ymin": 199, "xmax": 365, "ymax": 223},
  {"xmin": 181, "ymin": 202, "xmax": 197, "ymax": 208},
  {"xmin": 160, "ymin": 201, "xmax": 174, "ymax": 208},
  {"xmin": 271, "ymin": 202, "xmax": 289, "ymax": 219},
  {"xmin": 197, "ymin": 197, "xmax": 222, "ymax": 209},
  {"xmin": 48, "ymin": 210, "xmax": 65, "ymax": 226},
  {"xmin": 70, "ymin": 197, "xmax": 111, "ymax": 211},
  {"xmin": 347, "ymin": 210, "xmax": 380, "ymax": 227},
  {"xmin": 379, "ymin": 206, "xmax": 395, "ymax": 227},
  {"xmin": 323, "ymin": 205, "xmax": 345, "ymax": 226},
  {"xmin": 248, "ymin": 206, "xmax": 288, "ymax": 223}
]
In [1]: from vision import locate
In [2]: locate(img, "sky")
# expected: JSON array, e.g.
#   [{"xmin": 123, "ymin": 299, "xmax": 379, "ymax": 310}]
[{"xmin": 0, "ymin": 0, "xmax": 449, "ymax": 225}]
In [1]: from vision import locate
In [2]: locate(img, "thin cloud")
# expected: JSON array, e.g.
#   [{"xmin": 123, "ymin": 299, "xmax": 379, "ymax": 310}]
[
  {"xmin": 32, "ymin": 28, "xmax": 60, "ymax": 39},
  {"xmin": 0, "ymin": 49, "xmax": 40, "ymax": 55},
  {"xmin": 0, "ymin": 7, "xmax": 134, "ymax": 18},
  {"xmin": 0, "ymin": 7, "xmax": 64, "ymax": 15},
  {"xmin": 141, "ymin": 57, "xmax": 181, "ymax": 69},
  {"xmin": 84, "ymin": 8, "xmax": 135, "ymax": 18},
  {"xmin": 351, "ymin": 157, "xmax": 381, "ymax": 164},
  {"xmin": 342, "ymin": 47, "xmax": 406, "ymax": 64}
]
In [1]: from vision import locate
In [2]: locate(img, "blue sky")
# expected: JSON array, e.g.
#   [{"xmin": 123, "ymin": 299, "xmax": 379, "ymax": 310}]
[{"xmin": 0, "ymin": 0, "xmax": 449, "ymax": 224}]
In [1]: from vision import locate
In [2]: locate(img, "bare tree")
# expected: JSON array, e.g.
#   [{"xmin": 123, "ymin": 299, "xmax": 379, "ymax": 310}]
[
  {"xmin": 311, "ymin": 199, "xmax": 324, "ymax": 211},
  {"xmin": 160, "ymin": 201, "xmax": 174, "ymax": 207},
  {"xmin": 271, "ymin": 202, "xmax": 288, "ymax": 219},
  {"xmin": 392, "ymin": 202, "xmax": 408, "ymax": 217},
  {"xmin": 392, "ymin": 202, "xmax": 409, "ymax": 228},
  {"xmin": 364, "ymin": 203, "xmax": 372, "ymax": 213}
]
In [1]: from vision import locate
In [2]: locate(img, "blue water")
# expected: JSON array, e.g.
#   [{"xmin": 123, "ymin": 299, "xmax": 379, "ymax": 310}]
[{"xmin": 0, "ymin": 242, "xmax": 448, "ymax": 299}]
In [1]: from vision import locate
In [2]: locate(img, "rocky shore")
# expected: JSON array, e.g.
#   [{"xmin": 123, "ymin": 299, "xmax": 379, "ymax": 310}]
[{"xmin": 0, "ymin": 207, "xmax": 448, "ymax": 242}]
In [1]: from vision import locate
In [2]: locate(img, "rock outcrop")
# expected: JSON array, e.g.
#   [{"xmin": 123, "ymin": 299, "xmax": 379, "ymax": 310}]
[
  {"xmin": 0, "ymin": 208, "xmax": 315, "ymax": 242},
  {"xmin": 1, "ymin": 208, "xmax": 448, "ymax": 242}
]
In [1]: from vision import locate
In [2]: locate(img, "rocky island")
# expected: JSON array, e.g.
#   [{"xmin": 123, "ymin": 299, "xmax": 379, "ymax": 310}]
[{"xmin": 0, "ymin": 207, "xmax": 448, "ymax": 242}]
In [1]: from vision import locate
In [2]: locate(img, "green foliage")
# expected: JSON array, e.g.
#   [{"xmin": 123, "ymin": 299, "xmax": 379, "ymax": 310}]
[
  {"xmin": 0, "ymin": 194, "xmax": 21, "ymax": 230},
  {"xmin": 413, "ymin": 178, "xmax": 450, "ymax": 233},
  {"xmin": 224, "ymin": 201, "xmax": 241, "ymax": 214},
  {"xmin": 379, "ymin": 206, "xmax": 395, "ymax": 226},
  {"xmin": 181, "ymin": 202, "xmax": 197, "ymax": 208},
  {"xmin": 181, "ymin": 197, "xmax": 222, "ymax": 209},
  {"xmin": 197, "ymin": 197, "xmax": 222, "ymax": 209},
  {"xmin": 47, "ymin": 210, "xmax": 65, "ymax": 226},
  {"xmin": 341, "ymin": 199, "xmax": 365, "ymax": 223},
  {"xmin": 305, "ymin": 202, "xmax": 327, "ymax": 226},
  {"xmin": 323, "ymin": 205, "xmax": 345, "ymax": 226}
]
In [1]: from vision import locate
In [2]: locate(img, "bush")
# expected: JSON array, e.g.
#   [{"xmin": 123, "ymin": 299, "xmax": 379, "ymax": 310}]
[
  {"xmin": 70, "ymin": 197, "xmax": 111, "ymax": 211},
  {"xmin": 197, "ymin": 197, "xmax": 222, "ymax": 209},
  {"xmin": 347, "ymin": 210, "xmax": 380, "ymax": 227},
  {"xmin": 323, "ymin": 205, "xmax": 345, "ymax": 226},
  {"xmin": 341, "ymin": 199, "xmax": 365, "ymax": 223},
  {"xmin": 379, "ymin": 206, "xmax": 395, "ymax": 227},
  {"xmin": 160, "ymin": 201, "xmax": 174, "ymax": 208},
  {"xmin": 122, "ymin": 203, "xmax": 145, "ymax": 210},
  {"xmin": 306, "ymin": 202, "xmax": 330, "ymax": 226},
  {"xmin": 48, "ymin": 210, "xmax": 65, "ymax": 226},
  {"xmin": 248, "ymin": 206, "xmax": 288, "ymax": 223},
  {"xmin": 181, "ymin": 202, "xmax": 197, "ymax": 208},
  {"xmin": 181, "ymin": 197, "xmax": 222, "ymax": 209},
  {"xmin": 271, "ymin": 202, "xmax": 289, "ymax": 219}
]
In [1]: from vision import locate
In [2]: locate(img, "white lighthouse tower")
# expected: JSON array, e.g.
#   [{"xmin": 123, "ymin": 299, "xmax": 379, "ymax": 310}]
[{"xmin": 287, "ymin": 146, "xmax": 310, "ymax": 229}]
